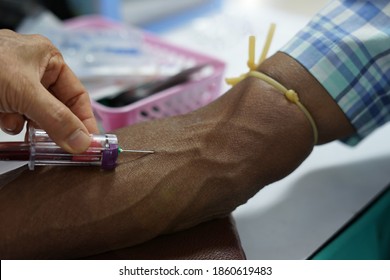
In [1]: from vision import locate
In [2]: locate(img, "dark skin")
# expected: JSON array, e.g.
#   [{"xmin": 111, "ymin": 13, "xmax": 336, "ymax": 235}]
[{"xmin": 0, "ymin": 52, "xmax": 355, "ymax": 259}]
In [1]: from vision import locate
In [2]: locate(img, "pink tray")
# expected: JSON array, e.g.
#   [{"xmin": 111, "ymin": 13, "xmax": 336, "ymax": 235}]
[{"xmin": 65, "ymin": 16, "xmax": 225, "ymax": 131}]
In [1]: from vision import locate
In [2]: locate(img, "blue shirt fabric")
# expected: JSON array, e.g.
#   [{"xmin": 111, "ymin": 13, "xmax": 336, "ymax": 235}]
[{"xmin": 281, "ymin": 0, "xmax": 390, "ymax": 145}]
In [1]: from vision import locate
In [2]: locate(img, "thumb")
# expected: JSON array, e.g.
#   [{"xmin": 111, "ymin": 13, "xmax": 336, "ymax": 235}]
[{"xmin": 24, "ymin": 88, "xmax": 92, "ymax": 154}]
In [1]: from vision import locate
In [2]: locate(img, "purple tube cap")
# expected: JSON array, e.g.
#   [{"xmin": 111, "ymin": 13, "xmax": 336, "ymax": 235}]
[{"xmin": 101, "ymin": 144, "xmax": 119, "ymax": 170}]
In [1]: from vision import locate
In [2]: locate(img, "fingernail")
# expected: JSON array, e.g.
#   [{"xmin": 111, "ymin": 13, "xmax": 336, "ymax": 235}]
[
  {"xmin": 2, "ymin": 119, "xmax": 17, "ymax": 134},
  {"xmin": 3, "ymin": 126, "xmax": 17, "ymax": 134},
  {"xmin": 67, "ymin": 129, "xmax": 91, "ymax": 152}
]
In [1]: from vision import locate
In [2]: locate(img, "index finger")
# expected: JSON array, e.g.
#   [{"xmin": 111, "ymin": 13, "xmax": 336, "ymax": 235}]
[{"xmin": 41, "ymin": 53, "xmax": 99, "ymax": 134}]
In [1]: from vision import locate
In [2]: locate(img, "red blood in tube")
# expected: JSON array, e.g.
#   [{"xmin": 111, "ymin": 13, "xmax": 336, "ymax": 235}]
[{"xmin": 72, "ymin": 140, "xmax": 103, "ymax": 162}]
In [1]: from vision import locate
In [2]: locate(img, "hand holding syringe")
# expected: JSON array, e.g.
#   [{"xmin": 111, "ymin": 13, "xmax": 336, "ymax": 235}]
[{"xmin": 0, "ymin": 128, "xmax": 154, "ymax": 170}]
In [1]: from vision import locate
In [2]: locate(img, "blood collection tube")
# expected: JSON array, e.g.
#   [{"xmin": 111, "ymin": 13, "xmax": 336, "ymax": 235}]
[
  {"xmin": 0, "ymin": 128, "xmax": 153, "ymax": 170},
  {"xmin": 27, "ymin": 128, "xmax": 119, "ymax": 170},
  {"xmin": 0, "ymin": 129, "xmax": 112, "ymax": 170}
]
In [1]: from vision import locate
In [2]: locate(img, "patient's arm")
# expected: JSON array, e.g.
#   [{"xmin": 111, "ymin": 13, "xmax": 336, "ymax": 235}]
[{"xmin": 0, "ymin": 52, "xmax": 354, "ymax": 259}]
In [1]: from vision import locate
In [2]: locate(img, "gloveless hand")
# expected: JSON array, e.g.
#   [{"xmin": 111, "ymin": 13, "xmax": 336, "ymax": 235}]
[{"xmin": 0, "ymin": 29, "xmax": 98, "ymax": 153}]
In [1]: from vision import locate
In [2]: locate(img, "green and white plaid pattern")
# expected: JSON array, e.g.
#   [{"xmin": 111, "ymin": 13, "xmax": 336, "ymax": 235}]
[{"xmin": 282, "ymin": 0, "xmax": 390, "ymax": 145}]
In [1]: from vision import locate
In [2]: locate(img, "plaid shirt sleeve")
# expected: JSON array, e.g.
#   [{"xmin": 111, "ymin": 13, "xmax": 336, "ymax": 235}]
[{"xmin": 281, "ymin": 0, "xmax": 390, "ymax": 146}]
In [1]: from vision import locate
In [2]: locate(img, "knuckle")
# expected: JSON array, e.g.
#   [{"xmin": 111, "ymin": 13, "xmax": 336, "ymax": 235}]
[
  {"xmin": 51, "ymin": 104, "xmax": 72, "ymax": 124},
  {"xmin": 0, "ymin": 29, "xmax": 16, "ymax": 36},
  {"xmin": 28, "ymin": 33, "xmax": 62, "ymax": 59},
  {"xmin": 29, "ymin": 33, "xmax": 52, "ymax": 46}
]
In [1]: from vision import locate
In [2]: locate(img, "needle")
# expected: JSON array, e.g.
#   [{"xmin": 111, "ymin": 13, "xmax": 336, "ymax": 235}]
[{"xmin": 118, "ymin": 148, "xmax": 155, "ymax": 154}]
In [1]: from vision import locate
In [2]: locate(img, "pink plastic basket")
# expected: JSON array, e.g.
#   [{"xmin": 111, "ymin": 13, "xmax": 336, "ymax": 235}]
[{"xmin": 65, "ymin": 16, "xmax": 225, "ymax": 132}]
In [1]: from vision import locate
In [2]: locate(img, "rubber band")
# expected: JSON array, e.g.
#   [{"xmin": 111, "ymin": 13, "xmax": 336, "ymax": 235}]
[
  {"xmin": 258, "ymin": 23, "xmax": 276, "ymax": 66},
  {"xmin": 248, "ymin": 71, "xmax": 318, "ymax": 145},
  {"xmin": 225, "ymin": 23, "xmax": 276, "ymax": 85},
  {"xmin": 226, "ymin": 24, "xmax": 318, "ymax": 145}
]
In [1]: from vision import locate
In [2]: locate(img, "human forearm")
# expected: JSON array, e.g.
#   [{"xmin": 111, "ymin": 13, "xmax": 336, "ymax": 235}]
[
  {"xmin": 0, "ymin": 53, "xmax": 353, "ymax": 259},
  {"xmin": 258, "ymin": 52, "xmax": 355, "ymax": 144}
]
